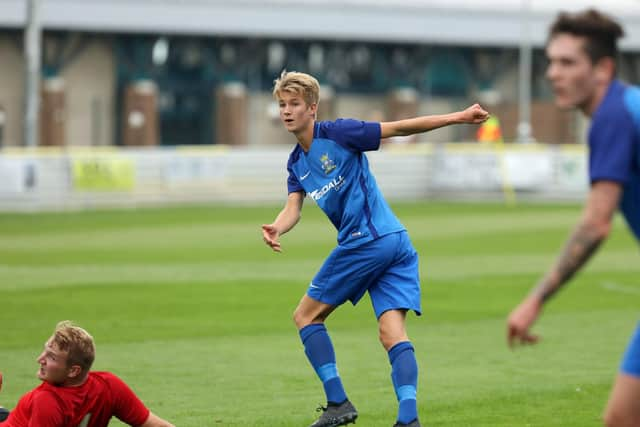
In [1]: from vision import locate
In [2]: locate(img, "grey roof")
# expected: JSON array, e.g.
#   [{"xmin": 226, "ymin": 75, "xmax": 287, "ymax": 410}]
[{"xmin": 4, "ymin": 0, "xmax": 640, "ymax": 49}]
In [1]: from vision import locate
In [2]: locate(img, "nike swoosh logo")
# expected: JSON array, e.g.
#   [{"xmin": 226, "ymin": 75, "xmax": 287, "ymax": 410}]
[{"xmin": 300, "ymin": 171, "xmax": 311, "ymax": 180}]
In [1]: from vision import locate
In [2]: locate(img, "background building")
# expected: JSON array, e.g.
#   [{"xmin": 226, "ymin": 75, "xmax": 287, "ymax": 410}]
[{"xmin": 2, "ymin": 0, "xmax": 640, "ymax": 148}]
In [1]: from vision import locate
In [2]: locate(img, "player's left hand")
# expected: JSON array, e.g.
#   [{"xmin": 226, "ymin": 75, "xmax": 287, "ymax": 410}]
[
  {"xmin": 461, "ymin": 103, "xmax": 490, "ymax": 124},
  {"xmin": 261, "ymin": 224, "xmax": 282, "ymax": 253},
  {"xmin": 507, "ymin": 295, "xmax": 542, "ymax": 348}
]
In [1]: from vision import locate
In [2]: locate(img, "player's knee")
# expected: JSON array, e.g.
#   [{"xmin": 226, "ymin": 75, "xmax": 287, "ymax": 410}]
[
  {"xmin": 378, "ymin": 329, "xmax": 405, "ymax": 351},
  {"xmin": 293, "ymin": 302, "xmax": 332, "ymax": 329},
  {"xmin": 292, "ymin": 308, "xmax": 311, "ymax": 329},
  {"xmin": 378, "ymin": 333, "xmax": 392, "ymax": 350},
  {"xmin": 378, "ymin": 325, "xmax": 408, "ymax": 350},
  {"xmin": 292, "ymin": 309, "xmax": 303, "ymax": 328}
]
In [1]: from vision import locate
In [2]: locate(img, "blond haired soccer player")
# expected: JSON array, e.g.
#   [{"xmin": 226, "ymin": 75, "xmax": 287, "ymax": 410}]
[
  {"xmin": 506, "ymin": 9, "xmax": 640, "ymax": 427},
  {"xmin": 263, "ymin": 70, "xmax": 488, "ymax": 427},
  {"xmin": 0, "ymin": 321, "xmax": 174, "ymax": 427}
]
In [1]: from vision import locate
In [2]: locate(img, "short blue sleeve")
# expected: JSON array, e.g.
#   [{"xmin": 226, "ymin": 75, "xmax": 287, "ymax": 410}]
[
  {"xmin": 287, "ymin": 146, "xmax": 304, "ymax": 194},
  {"xmin": 589, "ymin": 85, "xmax": 636, "ymax": 184},
  {"xmin": 287, "ymin": 166, "xmax": 303, "ymax": 194},
  {"xmin": 319, "ymin": 119, "xmax": 381, "ymax": 152}
]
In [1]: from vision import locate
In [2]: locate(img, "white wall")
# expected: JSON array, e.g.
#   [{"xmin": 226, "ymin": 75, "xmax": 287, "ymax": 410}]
[{"xmin": 62, "ymin": 38, "xmax": 115, "ymax": 146}]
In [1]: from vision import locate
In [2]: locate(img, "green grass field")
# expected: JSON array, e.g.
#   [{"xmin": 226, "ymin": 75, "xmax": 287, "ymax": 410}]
[{"xmin": 0, "ymin": 201, "xmax": 638, "ymax": 426}]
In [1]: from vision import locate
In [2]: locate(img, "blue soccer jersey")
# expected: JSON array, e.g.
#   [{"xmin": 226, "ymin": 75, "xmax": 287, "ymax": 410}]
[
  {"xmin": 589, "ymin": 79, "xmax": 640, "ymax": 240},
  {"xmin": 286, "ymin": 119, "xmax": 405, "ymax": 248}
]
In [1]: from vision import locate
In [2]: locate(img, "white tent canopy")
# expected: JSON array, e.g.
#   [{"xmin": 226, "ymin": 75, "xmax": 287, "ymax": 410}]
[{"xmin": 3, "ymin": 0, "xmax": 640, "ymax": 49}]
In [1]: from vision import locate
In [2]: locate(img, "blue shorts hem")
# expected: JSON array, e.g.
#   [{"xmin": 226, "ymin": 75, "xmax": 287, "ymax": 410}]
[
  {"xmin": 375, "ymin": 306, "xmax": 422, "ymax": 320},
  {"xmin": 620, "ymin": 366, "xmax": 640, "ymax": 378},
  {"xmin": 620, "ymin": 322, "xmax": 640, "ymax": 377}
]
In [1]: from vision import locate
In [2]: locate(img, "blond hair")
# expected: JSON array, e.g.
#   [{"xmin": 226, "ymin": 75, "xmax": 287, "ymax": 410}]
[
  {"xmin": 272, "ymin": 70, "xmax": 320, "ymax": 107},
  {"xmin": 51, "ymin": 321, "xmax": 96, "ymax": 375}
]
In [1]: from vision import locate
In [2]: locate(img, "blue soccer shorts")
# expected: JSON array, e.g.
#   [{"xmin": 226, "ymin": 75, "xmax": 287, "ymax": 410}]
[
  {"xmin": 307, "ymin": 231, "xmax": 421, "ymax": 319},
  {"xmin": 621, "ymin": 321, "xmax": 640, "ymax": 377}
]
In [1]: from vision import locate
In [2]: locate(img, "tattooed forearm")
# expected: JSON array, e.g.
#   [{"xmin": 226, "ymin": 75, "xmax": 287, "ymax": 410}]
[{"xmin": 532, "ymin": 223, "xmax": 605, "ymax": 302}]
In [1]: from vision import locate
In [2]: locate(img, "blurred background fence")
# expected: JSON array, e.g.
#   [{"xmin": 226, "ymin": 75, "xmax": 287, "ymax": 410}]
[{"xmin": 0, "ymin": 143, "xmax": 587, "ymax": 211}]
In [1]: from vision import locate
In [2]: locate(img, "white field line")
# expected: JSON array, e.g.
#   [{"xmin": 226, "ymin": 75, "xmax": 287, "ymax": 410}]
[{"xmin": 601, "ymin": 281, "xmax": 640, "ymax": 295}]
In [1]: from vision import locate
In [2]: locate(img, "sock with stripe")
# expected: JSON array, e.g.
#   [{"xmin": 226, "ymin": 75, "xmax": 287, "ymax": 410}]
[
  {"xmin": 388, "ymin": 341, "xmax": 418, "ymax": 424},
  {"xmin": 299, "ymin": 323, "xmax": 347, "ymax": 404}
]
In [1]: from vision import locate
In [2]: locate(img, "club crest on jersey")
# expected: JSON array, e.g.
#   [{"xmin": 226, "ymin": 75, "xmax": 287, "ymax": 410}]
[{"xmin": 320, "ymin": 153, "xmax": 336, "ymax": 174}]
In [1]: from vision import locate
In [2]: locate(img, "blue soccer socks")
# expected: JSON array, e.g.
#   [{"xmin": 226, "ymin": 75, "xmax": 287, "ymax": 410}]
[
  {"xmin": 388, "ymin": 341, "xmax": 418, "ymax": 424},
  {"xmin": 299, "ymin": 323, "xmax": 348, "ymax": 405}
]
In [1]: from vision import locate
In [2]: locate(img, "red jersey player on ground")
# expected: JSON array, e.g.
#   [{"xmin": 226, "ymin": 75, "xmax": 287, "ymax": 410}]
[{"xmin": 0, "ymin": 321, "xmax": 173, "ymax": 427}]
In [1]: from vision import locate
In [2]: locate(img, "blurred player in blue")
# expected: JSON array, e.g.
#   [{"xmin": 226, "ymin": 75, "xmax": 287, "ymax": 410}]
[
  {"xmin": 506, "ymin": 9, "xmax": 640, "ymax": 427},
  {"xmin": 262, "ymin": 70, "xmax": 489, "ymax": 427}
]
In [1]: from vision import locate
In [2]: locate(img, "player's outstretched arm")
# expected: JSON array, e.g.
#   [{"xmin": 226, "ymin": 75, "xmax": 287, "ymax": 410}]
[
  {"xmin": 262, "ymin": 191, "xmax": 304, "ymax": 253},
  {"xmin": 506, "ymin": 180, "xmax": 622, "ymax": 348},
  {"xmin": 380, "ymin": 103, "xmax": 489, "ymax": 139},
  {"xmin": 138, "ymin": 412, "xmax": 175, "ymax": 427}
]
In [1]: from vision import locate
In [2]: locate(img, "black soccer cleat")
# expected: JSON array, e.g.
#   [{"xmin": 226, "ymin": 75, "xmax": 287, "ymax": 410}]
[
  {"xmin": 309, "ymin": 399, "xmax": 358, "ymax": 427},
  {"xmin": 393, "ymin": 419, "xmax": 421, "ymax": 427}
]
